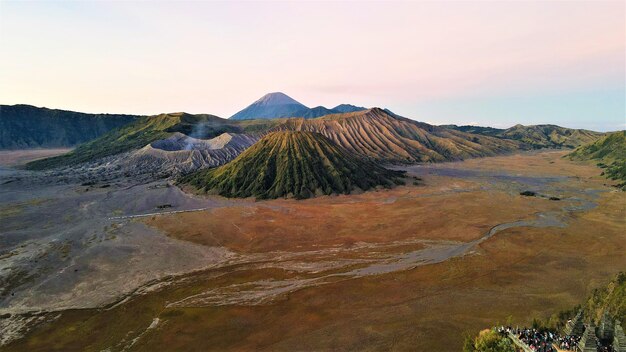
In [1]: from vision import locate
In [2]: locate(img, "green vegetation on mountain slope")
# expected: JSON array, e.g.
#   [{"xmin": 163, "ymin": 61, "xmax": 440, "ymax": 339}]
[
  {"xmin": 445, "ymin": 124, "xmax": 604, "ymax": 149},
  {"xmin": 548, "ymin": 271, "xmax": 626, "ymax": 329},
  {"xmin": 180, "ymin": 131, "xmax": 405, "ymax": 199},
  {"xmin": 582, "ymin": 272, "xmax": 626, "ymax": 325},
  {"xmin": 26, "ymin": 113, "xmax": 228, "ymax": 170},
  {"xmin": 0, "ymin": 104, "xmax": 139, "ymax": 149},
  {"xmin": 25, "ymin": 113, "xmax": 180, "ymax": 170},
  {"xmin": 501, "ymin": 124, "xmax": 603, "ymax": 149},
  {"xmin": 569, "ymin": 131, "xmax": 626, "ymax": 190}
]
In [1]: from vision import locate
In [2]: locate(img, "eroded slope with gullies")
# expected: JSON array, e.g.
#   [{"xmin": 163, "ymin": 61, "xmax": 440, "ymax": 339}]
[
  {"xmin": 270, "ymin": 108, "xmax": 521, "ymax": 163},
  {"xmin": 181, "ymin": 131, "xmax": 405, "ymax": 199}
]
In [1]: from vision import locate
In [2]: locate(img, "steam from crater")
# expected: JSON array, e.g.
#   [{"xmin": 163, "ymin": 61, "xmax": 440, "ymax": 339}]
[{"xmin": 184, "ymin": 122, "xmax": 209, "ymax": 151}]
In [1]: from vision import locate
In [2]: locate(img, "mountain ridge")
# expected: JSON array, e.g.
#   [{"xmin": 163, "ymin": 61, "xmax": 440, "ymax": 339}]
[
  {"xmin": 444, "ymin": 123, "xmax": 604, "ymax": 149},
  {"xmin": 0, "ymin": 104, "xmax": 140, "ymax": 149},
  {"xmin": 25, "ymin": 108, "xmax": 524, "ymax": 170},
  {"xmin": 20, "ymin": 102, "xmax": 604, "ymax": 172},
  {"xmin": 269, "ymin": 108, "xmax": 522, "ymax": 163}
]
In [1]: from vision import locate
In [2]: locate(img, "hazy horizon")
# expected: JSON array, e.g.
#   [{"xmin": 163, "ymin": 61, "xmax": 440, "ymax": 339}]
[{"xmin": 1, "ymin": 1, "xmax": 624, "ymax": 131}]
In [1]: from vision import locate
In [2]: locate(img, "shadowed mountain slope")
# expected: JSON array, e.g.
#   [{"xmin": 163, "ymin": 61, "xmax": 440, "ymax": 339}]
[
  {"xmin": 569, "ymin": 131, "xmax": 626, "ymax": 189},
  {"xmin": 445, "ymin": 123, "xmax": 604, "ymax": 149},
  {"xmin": 181, "ymin": 131, "xmax": 405, "ymax": 199},
  {"xmin": 270, "ymin": 108, "xmax": 521, "ymax": 163},
  {"xmin": 0, "ymin": 104, "xmax": 140, "ymax": 149}
]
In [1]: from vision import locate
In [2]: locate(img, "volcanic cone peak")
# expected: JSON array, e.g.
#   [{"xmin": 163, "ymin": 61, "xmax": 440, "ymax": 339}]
[
  {"xmin": 252, "ymin": 92, "xmax": 304, "ymax": 106},
  {"xmin": 180, "ymin": 131, "xmax": 405, "ymax": 199},
  {"xmin": 229, "ymin": 92, "xmax": 308, "ymax": 120}
]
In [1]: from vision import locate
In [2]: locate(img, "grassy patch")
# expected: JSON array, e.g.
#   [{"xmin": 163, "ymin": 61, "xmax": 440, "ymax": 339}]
[{"xmin": 569, "ymin": 131, "xmax": 626, "ymax": 190}]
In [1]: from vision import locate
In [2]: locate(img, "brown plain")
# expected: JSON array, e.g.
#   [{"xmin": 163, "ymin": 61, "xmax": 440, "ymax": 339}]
[
  {"xmin": 0, "ymin": 149, "xmax": 72, "ymax": 167},
  {"xmin": 8, "ymin": 151, "xmax": 626, "ymax": 352}
]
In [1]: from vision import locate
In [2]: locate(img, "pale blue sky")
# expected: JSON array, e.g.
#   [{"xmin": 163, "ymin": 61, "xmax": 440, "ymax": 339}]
[{"xmin": 0, "ymin": 1, "xmax": 624, "ymax": 131}]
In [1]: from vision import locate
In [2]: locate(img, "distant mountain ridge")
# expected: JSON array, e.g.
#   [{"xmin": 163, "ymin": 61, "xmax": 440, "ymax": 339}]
[
  {"xmin": 26, "ymin": 108, "xmax": 523, "ymax": 170},
  {"xmin": 0, "ymin": 104, "xmax": 140, "ymax": 149},
  {"xmin": 440, "ymin": 124, "xmax": 503, "ymax": 137},
  {"xmin": 333, "ymin": 104, "xmax": 366, "ymax": 113},
  {"xmin": 443, "ymin": 123, "xmax": 604, "ymax": 149},
  {"xmin": 20, "ymin": 97, "xmax": 604, "ymax": 173},
  {"xmin": 229, "ymin": 92, "xmax": 366, "ymax": 120}
]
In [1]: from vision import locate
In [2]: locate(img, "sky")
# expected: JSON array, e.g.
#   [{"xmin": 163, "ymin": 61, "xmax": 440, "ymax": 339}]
[{"xmin": 1, "ymin": 1, "xmax": 624, "ymax": 131}]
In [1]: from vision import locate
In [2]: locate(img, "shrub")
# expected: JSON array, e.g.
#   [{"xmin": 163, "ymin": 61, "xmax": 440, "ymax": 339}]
[{"xmin": 472, "ymin": 330, "xmax": 515, "ymax": 352}]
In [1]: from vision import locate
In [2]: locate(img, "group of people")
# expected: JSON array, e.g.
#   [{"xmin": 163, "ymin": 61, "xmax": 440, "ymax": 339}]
[
  {"xmin": 556, "ymin": 334, "xmax": 581, "ymax": 351},
  {"xmin": 596, "ymin": 340, "xmax": 615, "ymax": 352},
  {"xmin": 496, "ymin": 325, "xmax": 617, "ymax": 352},
  {"xmin": 515, "ymin": 327, "xmax": 557, "ymax": 352},
  {"xmin": 496, "ymin": 326, "xmax": 579, "ymax": 351}
]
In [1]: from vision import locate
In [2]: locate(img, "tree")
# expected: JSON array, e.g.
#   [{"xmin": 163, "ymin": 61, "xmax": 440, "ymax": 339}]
[{"xmin": 473, "ymin": 329, "xmax": 515, "ymax": 352}]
